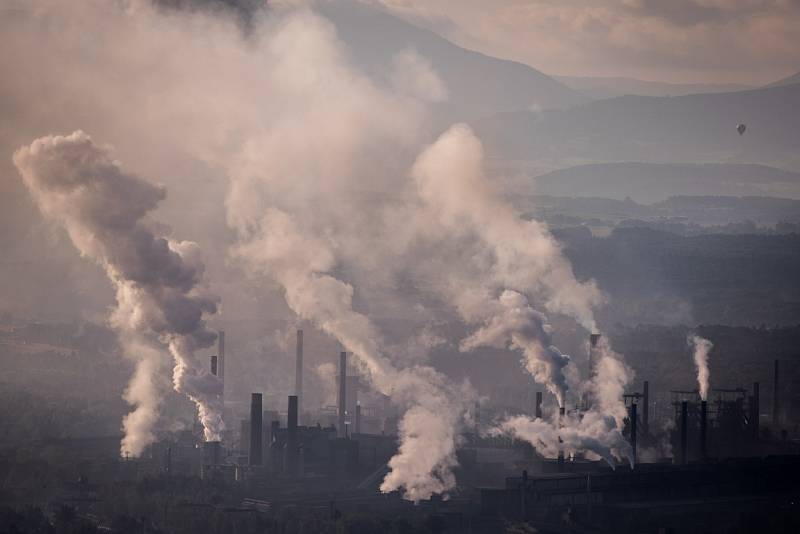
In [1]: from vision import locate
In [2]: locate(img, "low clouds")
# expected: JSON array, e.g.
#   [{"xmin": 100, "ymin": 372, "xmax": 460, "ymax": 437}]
[{"xmin": 376, "ymin": 0, "xmax": 800, "ymax": 84}]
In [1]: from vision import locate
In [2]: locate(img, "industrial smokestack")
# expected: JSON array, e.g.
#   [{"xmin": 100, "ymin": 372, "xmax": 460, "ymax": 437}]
[
  {"xmin": 249, "ymin": 393, "xmax": 263, "ymax": 466},
  {"xmin": 338, "ymin": 351, "xmax": 347, "ymax": 438},
  {"xmin": 700, "ymin": 400, "xmax": 707, "ymax": 461},
  {"xmin": 286, "ymin": 395, "xmax": 299, "ymax": 476},
  {"xmin": 680, "ymin": 401, "xmax": 688, "ymax": 465},
  {"xmin": 295, "ymin": 329, "xmax": 303, "ymax": 415},
  {"xmin": 535, "ymin": 391, "xmax": 543, "ymax": 419},
  {"xmin": 210, "ymin": 355, "xmax": 218, "ymax": 376},
  {"xmin": 773, "ymin": 359, "xmax": 780, "ymax": 426},
  {"xmin": 589, "ymin": 333, "xmax": 601, "ymax": 373},
  {"xmin": 203, "ymin": 440, "xmax": 221, "ymax": 466},
  {"xmin": 629, "ymin": 403, "xmax": 637, "ymax": 466},
  {"xmin": 642, "ymin": 381, "xmax": 650, "ymax": 435},
  {"xmin": 557, "ymin": 405, "xmax": 565, "ymax": 472}
]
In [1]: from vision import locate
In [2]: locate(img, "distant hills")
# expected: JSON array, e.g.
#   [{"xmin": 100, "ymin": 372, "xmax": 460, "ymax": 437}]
[
  {"xmin": 316, "ymin": 1, "xmax": 587, "ymax": 119},
  {"xmin": 533, "ymin": 162, "xmax": 800, "ymax": 203},
  {"xmin": 474, "ymin": 83, "xmax": 800, "ymax": 171},
  {"xmin": 766, "ymin": 70, "xmax": 800, "ymax": 88},
  {"xmin": 555, "ymin": 75, "xmax": 752, "ymax": 99}
]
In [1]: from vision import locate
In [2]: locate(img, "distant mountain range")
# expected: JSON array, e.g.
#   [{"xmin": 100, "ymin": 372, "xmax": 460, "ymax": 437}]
[
  {"xmin": 474, "ymin": 83, "xmax": 800, "ymax": 172},
  {"xmin": 316, "ymin": 1, "xmax": 587, "ymax": 118},
  {"xmin": 554, "ymin": 75, "xmax": 753, "ymax": 99},
  {"xmin": 532, "ymin": 162, "xmax": 800, "ymax": 203},
  {"xmin": 766, "ymin": 70, "xmax": 800, "ymax": 88}
]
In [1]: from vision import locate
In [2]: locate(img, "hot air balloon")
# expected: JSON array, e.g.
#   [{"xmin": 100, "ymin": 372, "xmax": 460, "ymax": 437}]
[{"xmin": 737, "ymin": 123, "xmax": 746, "ymax": 136}]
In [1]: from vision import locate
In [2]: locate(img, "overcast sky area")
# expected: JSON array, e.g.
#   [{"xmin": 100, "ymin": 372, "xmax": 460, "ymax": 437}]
[{"xmin": 372, "ymin": 0, "xmax": 800, "ymax": 85}]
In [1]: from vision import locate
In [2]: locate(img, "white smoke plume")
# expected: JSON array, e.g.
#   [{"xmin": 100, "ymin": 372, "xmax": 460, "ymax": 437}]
[
  {"xmin": 689, "ymin": 334, "xmax": 713, "ymax": 401},
  {"xmin": 3, "ymin": 0, "xmax": 632, "ymax": 491},
  {"xmin": 410, "ymin": 124, "xmax": 633, "ymax": 466},
  {"xmin": 213, "ymin": 9, "xmax": 476, "ymax": 501},
  {"xmin": 459, "ymin": 290, "xmax": 571, "ymax": 407},
  {"xmin": 233, "ymin": 207, "xmax": 473, "ymax": 501},
  {"xmin": 411, "ymin": 124, "xmax": 604, "ymax": 333},
  {"xmin": 409, "ymin": 125, "xmax": 605, "ymax": 406},
  {"xmin": 13, "ymin": 131, "xmax": 223, "ymax": 454},
  {"xmin": 497, "ymin": 410, "xmax": 632, "ymax": 467},
  {"xmin": 119, "ymin": 335, "xmax": 169, "ymax": 457}
]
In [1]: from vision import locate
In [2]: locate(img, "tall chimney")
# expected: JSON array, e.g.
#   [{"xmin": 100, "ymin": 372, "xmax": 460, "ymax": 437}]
[
  {"xmin": 249, "ymin": 393, "xmax": 263, "ymax": 466},
  {"xmin": 629, "ymin": 403, "xmax": 637, "ymax": 466},
  {"xmin": 752, "ymin": 382, "xmax": 760, "ymax": 439},
  {"xmin": 589, "ymin": 334, "xmax": 601, "ymax": 373},
  {"xmin": 680, "ymin": 401, "xmax": 688, "ymax": 465},
  {"xmin": 286, "ymin": 395, "xmax": 299, "ymax": 476},
  {"xmin": 338, "ymin": 351, "xmax": 347, "ymax": 438},
  {"xmin": 642, "ymin": 381, "xmax": 650, "ymax": 435},
  {"xmin": 773, "ymin": 359, "xmax": 780, "ymax": 426},
  {"xmin": 557, "ymin": 406, "xmax": 565, "ymax": 471},
  {"xmin": 700, "ymin": 400, "xmax": 708, "ymax": 461},
  {"xmin": 295, "ymin": 329, "xmax": 303, "ymax": 416},
  {"xmin": 535, "ymin": 391, "xmax": 543, "ymax": 419},
  {"xmin": 355, "ymin": 403, "xmax": 362, "ymax": 435},
  {"xmin": 203, "ymin": 440, "xmax": 221, "ymax": 466},
  {"xmin": 210, "ymin": 355, "xmax": 218, "ymax": 376}
]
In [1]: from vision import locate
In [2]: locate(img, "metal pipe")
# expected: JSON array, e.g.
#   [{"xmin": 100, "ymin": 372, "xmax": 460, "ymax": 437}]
[
  {"xmin": 338, "ymin": 351, "xmax": 347, "ymax": 438},
  {"xmin": 700, "ymin": 400, "xmax": 707, "ymax": 461},
  {"xmin": 558, "ymin": 406, "xmax": 565, "ymax": 472},
  {"xmin": 630, "ymin": 403, "xmax": 638, "ymax": 466},
  {"xmin": 287, "ymin": 395, "xmax": 298, "ymax": 475},
  {"xmin": 589, "ymin": 334, "xmax": 601, "ymax": 374},
  {"xmin": 249, "ymin": 393, "xmax": 263, "ymax": 465}
]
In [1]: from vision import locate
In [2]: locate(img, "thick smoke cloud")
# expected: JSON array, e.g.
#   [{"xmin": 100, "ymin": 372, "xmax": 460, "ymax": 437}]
[
  {"xmin": 409, "ymin": 124, "xmax": 632, "ymax": 465},
  {"xmin": 5, "ymin": 0, "xmax": 638, "ymax": 493},
  {"xmin": 13, "ymin": 131, "xmax": 223, "ymax": 455},
  {"xmin": 220, "ymin": 10, "xmax": 476, "ymax": 500},
  {"xmin": 689, "ymin": 334, "xmax": 712, "ymax": 400},
  {"xmin": 410, "ymin": 124, "xmax": 603, "ymax": 401},
  {"xmin": 232, "ymin": 208, "xmax": 473, "ymax": 501},
  {"xmin": 459, "ymin": 290, "xmax": 571, "ymax": 407}
]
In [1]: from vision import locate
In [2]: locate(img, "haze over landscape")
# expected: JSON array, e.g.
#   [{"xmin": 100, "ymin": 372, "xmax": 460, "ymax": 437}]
[{"xmin": 0, "ymin": 1, "xmax": 799, "ymax": 533}]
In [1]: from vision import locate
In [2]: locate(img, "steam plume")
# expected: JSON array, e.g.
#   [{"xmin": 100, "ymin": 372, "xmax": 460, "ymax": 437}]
[
  {"xmin": 689, "ymin": 334, "xmax": 712, "ymax": 400},
  {"xmin": 13, "ymin": 131, "xmax": 223, "ymax": 454},
  {"xmin": 233, "ymin": 208, "xmax": 473, "ymax": 501},
  {"xmin": 218, "ymin": 10, "xmax": 475, "ymax": 501},
  {"xmin": 411, "ymin": 124, "xmax": 604, "ymax": 333},
  {"xmin": 410, "ymin": 124, "xmax": 632, "ymax": 465},
  {"xmin": 459, "ymin": 290, "xmax": 571, "ymax": 407}
]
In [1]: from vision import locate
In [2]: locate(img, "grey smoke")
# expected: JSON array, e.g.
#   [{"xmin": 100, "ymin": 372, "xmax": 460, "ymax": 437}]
[
  {"xmin": 409, "ymin": 124, "xmax": 633, "ymax": 466},
  {"xmin": 3, "ymin": 0, "xmax": 637, "ymax": 490},
  {"xmin": 13, "ymin": 131, "xmax": 223, "ymax": 455}
]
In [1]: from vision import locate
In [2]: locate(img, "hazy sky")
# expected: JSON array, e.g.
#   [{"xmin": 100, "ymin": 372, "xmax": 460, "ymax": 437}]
[{"xmin": 374, "ymin": 0, "xmax": 800, "ymax": 85}]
